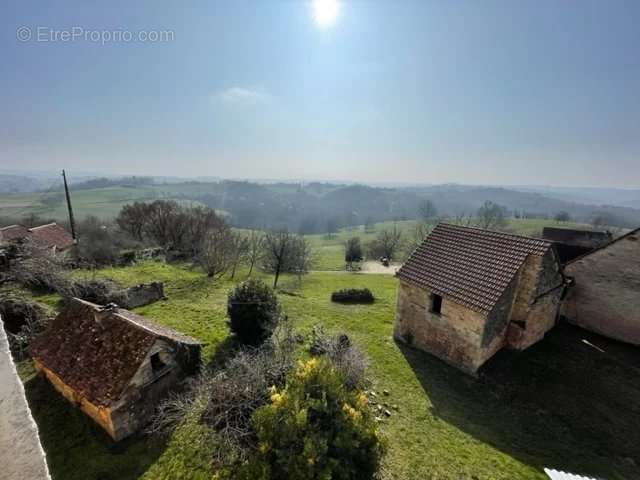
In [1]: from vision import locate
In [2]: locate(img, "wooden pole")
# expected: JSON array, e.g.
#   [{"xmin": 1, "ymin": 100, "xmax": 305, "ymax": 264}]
[{"xmin": 62, "ymin": 170, "xmax": 77, "ymax": 244}]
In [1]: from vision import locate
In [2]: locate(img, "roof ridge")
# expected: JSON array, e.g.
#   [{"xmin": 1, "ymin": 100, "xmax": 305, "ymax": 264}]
[
  {"xmin": 438, "ymin": 222, "xmax": 552, "ymax": 246},
  {"xmin": 28, "ymin": 222, "xmax": 58, "ymax": 231}
]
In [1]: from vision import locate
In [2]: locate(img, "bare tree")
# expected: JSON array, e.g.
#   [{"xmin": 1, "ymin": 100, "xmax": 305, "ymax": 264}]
[
  {"xmin": 229, "ymin": 232, "xmax": 250, "ymax": 280},
  {"xmin": 245, "ymin": 230, "xmax": 265, "ymax": 277},
  {"xmin": 367, "ymin": 224, "xmax": 404, "ymax": 261},
  {"xmin": 418, "ymin": 199, "xmax": 438, "ymax": 223},
  {"xmin": 476, "ymin": 201, "xmax": 508, "ymax": 230},
  {"xmin": 198, "ymin": 225, "xmax": 235, "ymax": 279},
  {"xmin": 288, "ymin": 235, "xmax": 314, "ymax": 280},
  {"xmin": 143, "ymin": 200, "xmax": 184, "ymax": 248},
  {"xmin": 262, "ymin": 230, "xmax": 313, "ymax": 288},
  {"xmin": 184, "ymin": 205, "xmax": 224, "ymax": 255},
  {"xmin": 116, "ymin": 202, "xmax": 149, "ymax": 241},
  {"xmin": 406, "ymin": 222, "xmax": 433, "ymax": 256},
  {"xmin": 263, "ymin": 230, "xmax": 296, "ymax": 288}
]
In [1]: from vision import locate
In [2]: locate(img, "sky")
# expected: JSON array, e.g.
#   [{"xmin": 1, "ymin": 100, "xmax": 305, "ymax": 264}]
[{"xmin": 1, "ymin": 0, "xmax": 639, "ymax": 187}]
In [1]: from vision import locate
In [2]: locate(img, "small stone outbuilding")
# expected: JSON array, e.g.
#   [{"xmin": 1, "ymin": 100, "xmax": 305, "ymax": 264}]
[
  {"xmin": 30, "ymin": 298, "xmax": 201, "ymax": 441},
  {"xmin": 395, "ymin": 224, "xmax": 565, "ymax": 374},
  {"xmin": 561, "ymin": 227, "xmax": 640, "ymax": 344}
]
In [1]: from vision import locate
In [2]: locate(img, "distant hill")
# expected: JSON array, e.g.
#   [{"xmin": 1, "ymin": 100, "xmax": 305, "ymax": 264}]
[{"xmin": 2, "ymin": 176, "xmax": 640, "ymax": 232}]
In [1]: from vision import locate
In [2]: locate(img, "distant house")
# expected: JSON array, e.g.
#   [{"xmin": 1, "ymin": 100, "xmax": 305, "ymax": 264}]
[
  {"xmin": 561, "ymin": 227, "xmax": 640, "ymax": 345},
  {"xmin": 541, "ymin": 227, "xmax": 612, "ymax": 264},
  {"xmin": 395, "ymin": 224, "xmax": 565, "ymax": 374},
  {"xmin": 0, "ymin": 222, "xmax": 74, "ymax": 253},
  {"xmin": 30, "ymin": 298, "xmax": 202, "ymax": 441}
]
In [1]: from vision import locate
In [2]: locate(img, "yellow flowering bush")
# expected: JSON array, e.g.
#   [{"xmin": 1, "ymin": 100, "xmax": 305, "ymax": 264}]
[{"xmin": 239, "ymin": 358, "xmax": 385, "ymax": 480}]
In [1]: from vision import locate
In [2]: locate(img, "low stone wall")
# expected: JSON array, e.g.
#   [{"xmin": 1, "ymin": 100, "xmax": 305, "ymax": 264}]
[
  {"xmin": 0, "ymin": 317, "xmax": 50, "ymax": 480},
  {"xmin": 124, "ymin": 282, "xmax": 165, "ymax": 309}
]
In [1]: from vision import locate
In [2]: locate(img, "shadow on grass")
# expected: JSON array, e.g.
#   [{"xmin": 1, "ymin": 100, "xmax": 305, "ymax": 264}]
[
  {"xmin": 24, "ymin": 375, "xmax": 167, "ymax": 480},
  {"xmin": 398, "ymin": 323, "xmax": 640, "ymax": 480}
]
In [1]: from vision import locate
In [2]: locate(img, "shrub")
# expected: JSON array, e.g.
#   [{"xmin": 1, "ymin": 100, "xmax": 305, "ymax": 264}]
[
  {"xmin": 227, "ymin": 279, "xmax": 281, "ymax": 346},
  {"xmin": 150, "ymin": 319, "xmax": 298, "ymax": 468},
  {"xmin": 330, "ymin": 288, "xmax": 375, "ymax": 304},
  {"xmin": 0, "ymin": 296, "xmax": 53, "ymax": 358},
  {"xmin": 240, "ymin": 357, "xmax": 385, "ymax": 480},
  {"xmin": 308, "ymin": 326, "xmax": 369, "ymax": 390}
]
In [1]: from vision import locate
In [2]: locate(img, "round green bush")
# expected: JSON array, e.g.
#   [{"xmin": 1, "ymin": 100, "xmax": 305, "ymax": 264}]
[
  {"xmin": 227, "ymin": 279, "xmax": 280, "ymax": 346},
  {"xmin": 240, "ymin": 357, "xmax": 385, "ymax": 480}
]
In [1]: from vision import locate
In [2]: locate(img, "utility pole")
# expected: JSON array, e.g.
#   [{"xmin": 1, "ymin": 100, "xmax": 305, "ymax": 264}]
[{"xmin": 62, "ymin": 169, "xmax": 77, "ymax": 244}]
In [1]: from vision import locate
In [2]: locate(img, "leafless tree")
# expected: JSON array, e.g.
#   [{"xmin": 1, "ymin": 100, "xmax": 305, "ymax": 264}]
[
  {"xmin": 418, "ymin": 199, "xmax": 438, "ymax": 223},
  {"xmin": 289, "ymin": 235, "xmax": 314, "ymax": 279},
  {"xmin": 198, "ymin": 225, "xmax": 235, "ymax": 279},
  {"xmin": 476, "ymin": 201, "xmax": 508, "ymax": 230},
  {"xmin": 229, "ymin": 232, "xmax": 250, "ymax": 280},
  {"xmin": 262, "ymin": 230, "xmax": 313, "ymax": 288},
  {"xmin": 406, "ymin": 222, "xmax": 433, "ymax": 257},
  {"xmin": 143, "ymin": 200, "xmax": 184, "ymax": 248},
  {"xmin": 116, "ymin": 202, "xmax": 150, "ymax": 241},
  {"xmin": 367, "ymin": 224, "xmax": 404, "ymax": 261},
  {"xmin": 184, "ymin": 205, "xmax": 224, "ymax": 255},
  {"xmin": 245, "ymin": 230, "xmax": 265, "ymax": 277}
]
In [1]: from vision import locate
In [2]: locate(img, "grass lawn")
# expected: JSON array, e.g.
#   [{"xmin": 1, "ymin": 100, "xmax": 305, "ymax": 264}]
[
  {"xmin": 307, "ymin": 218, "xmax": 589, "ymax": 271},
  {"xmin": 18, "ymin": 261, "xmax": 640, "ymax": 480}
]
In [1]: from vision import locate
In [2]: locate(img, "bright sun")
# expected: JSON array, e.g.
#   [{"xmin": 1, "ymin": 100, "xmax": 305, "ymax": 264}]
[{"xmin": 313, "ymin": 0, "xmax": 340, "ymax": 28}]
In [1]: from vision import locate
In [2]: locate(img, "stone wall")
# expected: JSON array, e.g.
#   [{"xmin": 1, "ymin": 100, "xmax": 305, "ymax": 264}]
[
  {"xmin": 0, "ymin": 319, "xmax": 50, "ymax": 480},
  {"xmin": 394, "ymin": 280, "xmax": 502, "ymax": 373},
  {"xmin": 507, "ymin": 250, "xmax": 563, "ymax": 350},
  {"xmin": 562, "ymin": 232, "xmax": 640, "ymax": 344},
  {"xmin": 124, "ymin": 282, "xmax": 165, "ymax": 309},
  {"xmin": 33, "ymin": 359, "xmax": 116, "ymax": 438}
]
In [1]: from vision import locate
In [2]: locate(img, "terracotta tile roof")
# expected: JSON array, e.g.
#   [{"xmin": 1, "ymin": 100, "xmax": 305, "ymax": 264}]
[
  {"xmin": 28, "ymin": 223, "xmax": 74, "ymax": 251},
  {"xmin": 0, "ymin": 224, "xmax": 30, "ymax": 242},
  {"xmin": 30, "ymin": 298, "xmax": 201, "ymax": 407},
  {"xmin": 397, "ymin": 223, "xmax": 554, "ymax": 315}
]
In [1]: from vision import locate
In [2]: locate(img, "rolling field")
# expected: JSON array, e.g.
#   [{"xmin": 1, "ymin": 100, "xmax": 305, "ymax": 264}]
[
  {"xmin": 0, "ymin": 185, "xmax": 214, "ymax": 221},
  {"xmin": 18, "ymin": 261, "xmax": 640, "ymax": 480}
]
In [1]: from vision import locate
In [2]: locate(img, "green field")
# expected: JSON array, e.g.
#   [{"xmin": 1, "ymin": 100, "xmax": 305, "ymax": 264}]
[
  {"xmin": 0, "ymin": 185, "xmax": 216, "ymax": 221},
  {"xmin": 17, "ymin": 261, "xmax": 640, "ymax": 480},
  {"xmin": 308, "ymin": 218, "xmax": 589, "ymax": 271}
]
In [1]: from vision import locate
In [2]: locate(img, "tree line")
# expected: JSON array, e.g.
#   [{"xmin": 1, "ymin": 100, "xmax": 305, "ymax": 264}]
[{"xmin": 116, "ymin": 200, "xmax": 313, "ymax": 287}]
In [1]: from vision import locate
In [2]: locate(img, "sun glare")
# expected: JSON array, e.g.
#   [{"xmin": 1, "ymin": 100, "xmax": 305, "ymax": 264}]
[{"xmin": 313, "ymin": 0, "xmax": 340, "ymax": 28}]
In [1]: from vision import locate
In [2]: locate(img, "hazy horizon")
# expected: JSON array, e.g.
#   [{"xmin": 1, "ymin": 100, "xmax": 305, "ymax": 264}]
[{"xmin": 2, "ymin": 1, "xmax": 640, "ymax": 187}]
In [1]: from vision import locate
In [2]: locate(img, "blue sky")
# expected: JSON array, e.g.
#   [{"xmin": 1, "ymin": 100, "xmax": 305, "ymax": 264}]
[{"xmin": 1, "ymin": 0, "xmax": 639, "ymax": 186}]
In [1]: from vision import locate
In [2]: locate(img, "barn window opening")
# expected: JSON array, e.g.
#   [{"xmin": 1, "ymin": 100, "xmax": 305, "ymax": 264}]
[
  {"xmin": 430, "ymin": 294, "xmax": 442, "ymax": 314},
  {"xmin": 150, "ymin": 352, "xmax": 166, "ymax": 373}
]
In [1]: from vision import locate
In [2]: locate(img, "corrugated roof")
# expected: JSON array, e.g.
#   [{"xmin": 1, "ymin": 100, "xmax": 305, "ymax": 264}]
[
  {"xmin": 396, "ymin": 223, "xmax": 554, "ymax": 314},
  {"xmin": 30, "ymin": 298, "xmax": 201, "ymax": 407}
]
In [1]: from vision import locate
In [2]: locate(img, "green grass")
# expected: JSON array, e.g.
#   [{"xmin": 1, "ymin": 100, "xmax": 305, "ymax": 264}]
[
  {"xmin": 0, "ymin": 185, "xmax": 215, "ymax": 221},
  {"xmin": 307, "ymin": 218, "xmax": 589, "ymax": 271},
  {"xmin": 19, "ymin": 261, "xmax": 640, "ymax": 479}
]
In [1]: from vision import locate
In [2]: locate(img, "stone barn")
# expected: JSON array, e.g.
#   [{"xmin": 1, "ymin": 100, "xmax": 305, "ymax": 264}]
[
  {"xmin": 30, "ymin": 298, "xmax": 201, "ymax": 441},
  {"xmin": 561, "ymin": 227, "xmax": 640, "ymax": 344},
  {"xmin": 542, "ymin": 227, "xmax": 612, "ymax": 264},
  {"xmin": 395, "ymin": 224, "xmax": 565, "ymax": 374}
]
